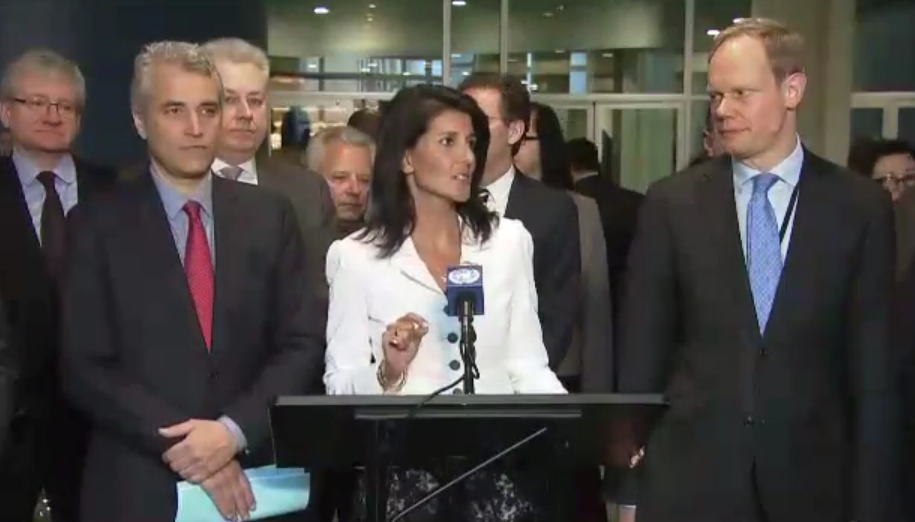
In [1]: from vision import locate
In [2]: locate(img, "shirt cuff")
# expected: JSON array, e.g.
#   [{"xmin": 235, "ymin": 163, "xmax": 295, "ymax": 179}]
[{"xmin": 218, "ymin": 415, "xmax": 248, "ymax": 453}]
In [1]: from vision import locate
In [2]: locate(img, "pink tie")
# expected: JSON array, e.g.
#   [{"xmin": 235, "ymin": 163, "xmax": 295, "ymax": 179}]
[{"xmin": 183, "ymin": 201, "xmax": 214, "ymax": 350}]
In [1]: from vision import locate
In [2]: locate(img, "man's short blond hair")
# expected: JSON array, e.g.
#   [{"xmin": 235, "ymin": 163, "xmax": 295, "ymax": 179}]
[
  {"xmin": 202, "ymin": 38, "xmax": 270, "ymax": 75},
  {"xmin": 710, "ymin": 18, "xmax": 806, "ymax": 82},
  {"xmin": 0, "ymin": 49, "xmax": 86, "ymax": 108},
  {"xmin": 130, "ymin": 41, "xmax": 221, "ymax": 113}
]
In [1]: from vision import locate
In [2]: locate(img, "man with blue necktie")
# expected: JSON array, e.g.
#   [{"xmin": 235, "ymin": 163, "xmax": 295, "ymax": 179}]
[{"xmin": 618, "ymin": 18, "xmax": 897, "ymax": 522}]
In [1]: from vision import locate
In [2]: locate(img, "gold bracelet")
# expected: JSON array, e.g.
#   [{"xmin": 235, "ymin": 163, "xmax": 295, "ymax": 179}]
[{"xmin": 377, "ymin": 363, "xmax": 407, "ymax": 393}]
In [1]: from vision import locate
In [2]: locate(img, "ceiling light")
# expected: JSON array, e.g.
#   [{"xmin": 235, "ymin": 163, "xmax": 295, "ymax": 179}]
[
  {"xmin": 369, "ymin": 3, "xmax": 376, "ymax": 8},
  {"xmin": 462, "ymin": 71, "xmax": 470, "ymax": 76},
  {"xmin": 403, "ymin": 72, "xmax": 411, "ymax": 76},
  {"xmin": 555, "ymin": 49, "xmax": 565, "ymax": 53},
  {"xmin": 452, "ymin": 0, "xmax": 467, "ymax": 5},
  {"xmin": 602, "ymin": 52, "xmax": 614, "ymax": 58},
  {"xmin": 314, "ymin": 6, "xmax": 329, "ymax": 14},
  {"xmin": 361, "ymin": 67, "xmax": 371, "ymax": 73},
  {"xmin": 707, "ymin": 29, "xmax": 720, "ymax": 36},
  {"xmin": 543, "ymin": 11, "xmax": 554, "ymax": 17},
  {"xmin": 368, "ymin": 62, "xmax": 379, "ymax": 67},
  {"xmin": 307, "ymin": 64, "xmax": 317, "ymax": 70}
]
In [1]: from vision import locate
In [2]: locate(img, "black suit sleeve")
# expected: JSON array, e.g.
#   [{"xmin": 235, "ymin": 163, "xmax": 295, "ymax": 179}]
[
  {"xmin": 848, "ymin": 194, "xmax": 898, "ymax": 522},
  {"xmin": 61, "ymin": 206, "xmax": 188, "ymax": 456},
  {"xmin": 222, "ymin": 199, "xmax": 325, "ymax": 451},
  {"xmin": 538, "ymin": 193, "xmax": 581, "ymax": 368},
  {"xmin": 0, "ymin": 295, "xmax": 16, "ymax": 451},
  {"xmin": 617, "ymin": 184, "xmax": 679, "ymax": 394}
]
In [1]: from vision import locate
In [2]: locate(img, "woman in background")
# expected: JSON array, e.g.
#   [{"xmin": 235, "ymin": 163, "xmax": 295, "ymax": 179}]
[
  {"xmin": 514, "ymin": 102, "xmax": 613, "ymax": 394},
  {"xmin": 324, "ymin": 84, "xmax": 566, "ymax": 522},
  {"xmin": 514, "ymin": 101, "xmax": 617, "ymax": 522}
]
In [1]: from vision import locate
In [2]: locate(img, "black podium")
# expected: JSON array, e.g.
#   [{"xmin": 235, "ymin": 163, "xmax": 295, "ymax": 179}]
[{"xmin": 270, "ymin": 393, "xmax": 666, "ymax": 522}]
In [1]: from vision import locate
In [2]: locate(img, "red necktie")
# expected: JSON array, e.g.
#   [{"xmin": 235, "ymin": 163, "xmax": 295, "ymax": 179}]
[{"xmin": 183, "ymin": 201, "xmax": 214, "ymax": 350}]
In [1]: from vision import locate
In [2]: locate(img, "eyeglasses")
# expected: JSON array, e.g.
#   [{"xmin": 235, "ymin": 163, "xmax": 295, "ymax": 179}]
[
  {"xmin": 873, "ymin": 170, "xmax": 915, "ymax": 187},
  {"xmin": 10, "ymin": 96, "xmax": 79, "ymax": 117}
]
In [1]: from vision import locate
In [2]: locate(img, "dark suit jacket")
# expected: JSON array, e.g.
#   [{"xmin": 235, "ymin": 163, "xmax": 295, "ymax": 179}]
[
  {"xmin": 895, "ymin": 186, "xmax": 915, "ymax": 278},
  {"xmin": 0, "ymin": 155, "xmax": 115, "ymax": 426},
  {"xmin": 505, "ymin": 171, "xmax": 581, "ymax": 369},
  {"xmin": 619, "ymin": 153, "xmax": 897, "ymax": 522},
  {"xmin": 0, "ymin": 295, "xmax": 15, "ymax": 451},
  {"xmin": 573, "ymin": 175, "xmax": 642, "ymax": 306},
  {"xmin": 257, "ymin": 157, "xmax": 336, "ymax": 296},
  {"xmin": 61, "ymin": 170, "xmax": 324, "ymax": 522},
  {"xmin": 892, "ymin": 252, "xmax": 915, "ymax": 521}
]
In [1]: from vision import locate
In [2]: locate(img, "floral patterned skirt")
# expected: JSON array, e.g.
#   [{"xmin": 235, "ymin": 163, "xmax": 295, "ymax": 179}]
[{"xmin": 349, "ymin": 464, "xmax": 571, "ymax": 522}]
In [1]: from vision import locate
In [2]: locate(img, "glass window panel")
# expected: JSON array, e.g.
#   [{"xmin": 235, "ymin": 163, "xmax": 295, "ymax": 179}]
[
  {"xmin": 689, "ymin": 100, "xmax": 712, "ymax": 164},
  {"xmin": 548, "ymin": 107, "xmax": 590, "ymax": 140},
  {"xmin": 450, "ymin": 0, "xmax": 501, "ymax": 86},
  {"xmin": 507, "ymin": 0, "xmax": 685, "ymax": 94},
  {"xmin": 692, "ymin": 0, "xmax": 752, "ymax": 94},
  {"xmin": 597, "ymin": 107, "xmax": 679, "ymax": 192},
  {"xmin": 850, "ymin": 108, "xmax": 883, "ymax": 142},
  {"xmin": 270, "ymin": 97, "xmax": 384, "ymax": 149},
  {"xmin": 267, "ymin": 0, "xmax": 443, "ymax": 92},
  {"xmin": 854, "ymin": 1, "xmax": 915, "ymax": 91},
  {"xmin": 900, "ymin": 108, "xmax": 915, "ymax": 144}
]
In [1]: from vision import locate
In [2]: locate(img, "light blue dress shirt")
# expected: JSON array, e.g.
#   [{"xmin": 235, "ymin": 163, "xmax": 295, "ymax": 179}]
[
  {"xmin": 12, "ymin": 148, "xmax": 79, "ymax": 240},
  {"xmin": 733, "ymin": 137, "xmax": 805, "ymax": 260},
  {"xmin": 150, "ymin": 168, "xmax": 248, "ymax": 452}
]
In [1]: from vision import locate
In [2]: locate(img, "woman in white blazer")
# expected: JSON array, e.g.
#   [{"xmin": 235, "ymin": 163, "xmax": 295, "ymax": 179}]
[{"xmin": 324, "ymin": 84, "xmax": 566, "ymax": 522}]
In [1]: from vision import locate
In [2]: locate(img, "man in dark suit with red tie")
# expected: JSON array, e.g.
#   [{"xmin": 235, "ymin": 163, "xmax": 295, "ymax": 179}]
[
  {"xmin": 61, "ymin": 41, "xmax": 323, "ymax": 522},
  {"xmin": 0, "ymin": 48, "xmax": 116, "ymax": 522}
]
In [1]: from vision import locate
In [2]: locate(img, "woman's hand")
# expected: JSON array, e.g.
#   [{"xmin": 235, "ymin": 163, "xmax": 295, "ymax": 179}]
[{"xmin": 380, "ymin": 313, "xmax": 429, "ymax": 388}]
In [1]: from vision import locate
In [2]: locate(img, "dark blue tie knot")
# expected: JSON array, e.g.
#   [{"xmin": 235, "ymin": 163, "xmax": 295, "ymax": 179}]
[{"xmin": 752, "ymin": 173, "xmax": 780, "ymax": 195}]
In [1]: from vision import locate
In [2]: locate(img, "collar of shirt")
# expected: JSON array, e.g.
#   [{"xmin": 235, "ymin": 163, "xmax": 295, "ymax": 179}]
[
  {"xmin": 212, "ymin": 157, "xmax": 258, "ymax": 184},
  {"xmin": 12, "ymin": 147, "xmax": 77, "ymax": 187},
  {"xmin": 150, "ymin": 163, "xmax": 214, "ymax": 222},
  {"xmin": 732, "ymin": 136, "xmax": 804, "ymax": 191},
  {"xmin": 484, "ymin": 165, "xmax": 515, "ymax": 215}
]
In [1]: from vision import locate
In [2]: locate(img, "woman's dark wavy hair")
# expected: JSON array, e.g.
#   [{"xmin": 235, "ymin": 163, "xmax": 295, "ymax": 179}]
[
  {"xmin": 358, "ymin": 84, "xmax": 494, "ymax": 258},
  {"xmin": 531, "ymin": 102, "xmax": 574, "ymax": 192}
]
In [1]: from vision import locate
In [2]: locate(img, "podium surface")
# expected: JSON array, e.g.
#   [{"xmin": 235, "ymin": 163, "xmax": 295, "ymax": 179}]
[{"xmin": 271, "ymin": 393, "xmax": 665, "ymax": 470}]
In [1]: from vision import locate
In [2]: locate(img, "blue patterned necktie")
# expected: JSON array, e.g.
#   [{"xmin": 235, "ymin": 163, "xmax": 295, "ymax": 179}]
[{"xmin": 747, "ymin": 173, "xmax": 783, "ymax": 332}]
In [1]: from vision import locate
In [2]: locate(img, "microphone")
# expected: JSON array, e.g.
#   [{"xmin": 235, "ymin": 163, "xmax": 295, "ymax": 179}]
[
  {"xmin": 445, "ymin": 265, "xmax": 484, "ymax": 317},
  {"xmin": 444, "ymin": 265, "xmax": 483, "ymax": 394}
]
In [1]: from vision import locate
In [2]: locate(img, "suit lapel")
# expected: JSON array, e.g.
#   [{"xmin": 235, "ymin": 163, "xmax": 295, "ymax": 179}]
[
  {"xmin": 390, "ymin": 237, "xmax": 442, "ymax": 293},
  {"xmin": 0, "ymin": 157, "xmax": 47, "ymax": 289},
  {"xmin": 701, "ymin": 157, "xmax": 762, "ymax": 344},
  {"xmin": 211, "ymin": 177, "xmax": 243, "ymax": 361},
  {"xmin": 762, "ymin": 157, "xmax": 826, "ymax": 343},
  {"xmin": 503, "ymin": 169, "xmax": 526, "ymax": 220},
  {"xmin": 130, "ymin": 170, "xmax": 210, "ymax": 355}
]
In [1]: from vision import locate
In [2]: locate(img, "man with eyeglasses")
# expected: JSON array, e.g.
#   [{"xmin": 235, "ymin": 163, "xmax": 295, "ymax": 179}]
[{"xmin": 0, "ymin": 48, "xmax": 116, "ymax": 522}]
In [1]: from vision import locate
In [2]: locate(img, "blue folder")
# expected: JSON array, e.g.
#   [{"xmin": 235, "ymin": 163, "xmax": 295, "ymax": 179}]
[{"xmin": 175, "ymin": 465, "xmax": 309, "ymax": 522}]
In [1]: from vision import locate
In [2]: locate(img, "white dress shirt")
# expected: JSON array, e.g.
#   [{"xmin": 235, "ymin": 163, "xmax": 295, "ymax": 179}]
[
  {"xmin": 324, "ymin": 218, "xmax": 566, "ymax": 396},
  {"xmin": 212, "ymin": 157, "xmax": 258, "ymax": 185},
  {"xmin": 483, "ymin": 166, "xmax": 515, "ymax": 217},
  {"xmin": 733, "ymin": 137, "xmax": 805, "ymax": 260}
]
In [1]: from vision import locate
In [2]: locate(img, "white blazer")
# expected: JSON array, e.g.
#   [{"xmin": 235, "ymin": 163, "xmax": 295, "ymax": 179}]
[{"xmin": 324, "ymin": 218, "xmax": 566, "ymax": 396}]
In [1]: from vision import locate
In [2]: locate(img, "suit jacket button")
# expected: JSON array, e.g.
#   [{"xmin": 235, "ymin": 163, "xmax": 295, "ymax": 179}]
[
  {"xmin": 209, "ymin": 371, "xmax": 218, "ymax": 380},
  {"xmin": 744, "ymin": 416, "xmax": 754, "ymax": 426},
  {"xmin": 447, "ymin": 332, "xmax": 459, "ymax": 343},
  {"xmin": 449, "ymin": 360, "xmax": 461, "ymax": 371}
]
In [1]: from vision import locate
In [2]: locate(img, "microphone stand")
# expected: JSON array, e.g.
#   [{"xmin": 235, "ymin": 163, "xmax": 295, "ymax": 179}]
[{"xmin": 459, "ymin": 299, "xmax": 477, "ymax": 395}]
